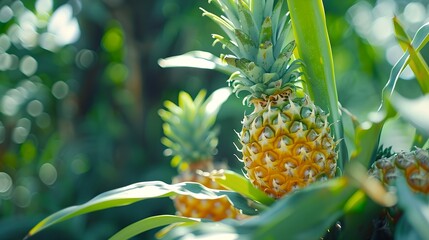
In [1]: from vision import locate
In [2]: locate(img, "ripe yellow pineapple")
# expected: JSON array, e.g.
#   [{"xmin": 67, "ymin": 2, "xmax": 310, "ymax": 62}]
[
  {"xmin": 159, "ymin": 89, "xmax": 241, "ymax": 221},
  {"xmin": 369, "ymin": 147, "xmax": 429, "ymax": 194},
  {"xmin": 202, "ymin": 0, "xmax": 337, "ymax": 198}
]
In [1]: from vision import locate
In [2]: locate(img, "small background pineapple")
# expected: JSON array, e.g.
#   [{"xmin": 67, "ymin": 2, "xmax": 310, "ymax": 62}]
[
  {"xmin": 159, "ymin": 89, "xmax": 241, "ymax": 221},
  {"xmin": 201, "ymin": 0, "xmax": 337, "ymax": 198},
  {"xmin": 369, "ymin": 147, "xmax": 429, "ymax": 194}
]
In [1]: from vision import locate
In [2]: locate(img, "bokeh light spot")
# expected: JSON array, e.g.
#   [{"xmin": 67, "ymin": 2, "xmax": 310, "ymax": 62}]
[
  {"xmin": 39, "ymin": 32, "xmax": 57, "ymax": 52},
  {"xmin": 386, "ymin": 44, "xmax": 403, "ymax": 66},
  {"xmin": 0, "ymin": 34, "xmax": 11, "ymax": 52},
  {"xmin": 12, "ymin": 118, "xmax": 31, "ymax": 144},
  {"xmin": 27, "ymin": 99, "xmax": 44, "ymax": 117},
  {"xmin": 102, "ymin": 27, "xmax": 123, "ymax": 52},
  {"xmin": 71, "ymin": 156, "xmax": 90, "ymax": 175},
  {"xmin": 106, "ymin": 63, "xmax": 128, "ymax": 84},
  {"xmin": 12, "ymin": 186, "xmax": 31, "ymax": 208},
  {"xmin": 48, "ymin": 4, "xmax": 80, "ymax": 46},
  {"xmin": 0, "ymin": 6, "xmax": 13, "ymax": 23},
  {"xmin": 19, "ymin": 55, "xmax": 38, "ymax": 76},
  {"xmin": 36, "ymin": 112, "xmax": 51, "ymax": 128},
  {"xmin": 404, "ymin": 2, "xmax": 426, "ymax": 23},
  {"xmin": 76, "ymin": 49, "xmax": 96, "ymax": 69},
  {"xmin": 0, "ymin": 172, "xmax": 12, "ymax": 193},
  {"xmin": 1, "ymin": 94, "xmax": 19, "ymax": 116},
  {"xmin": 39, "ymin": 163, "xmax": 57, "ymax": 186},
  {"xmin": 35, "ymin": 0, "xmax": 53, "ymax": 15},
  {"xmin": 52, "ymin": 81, "xmax": 69, "ymax": 99},
  {"xmin": 370, "ymin": 17, "xmax": 393, "ymax": 45},
  {"xmin": 0, "ymin": 53, "xmax": 13, "ymax": 70}
]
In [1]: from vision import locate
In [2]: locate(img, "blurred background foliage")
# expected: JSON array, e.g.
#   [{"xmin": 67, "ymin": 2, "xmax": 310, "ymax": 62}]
[{"xmin": 0, "ymin": 0, "xmax": 428, "ymax": 239}]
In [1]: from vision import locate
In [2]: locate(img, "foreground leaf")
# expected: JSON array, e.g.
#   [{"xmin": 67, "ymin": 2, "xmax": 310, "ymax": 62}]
[
  {"xmin": 164, "ymin": 177, "xmax": 358, "ymax": 240},
  {"xmin": 209, "ymin": 170, "xmax": 275, "ymax": 206},
  {"xmin": 250, "ymin": 177, "xmax": 356, "ymax": 240},
  {"xmin": 109, "ymin": 215, "xmax": 200, "ymax": 240},
  {"xmin": 27, "ymin": 181, "xmax": 257, "ymax": 238}
]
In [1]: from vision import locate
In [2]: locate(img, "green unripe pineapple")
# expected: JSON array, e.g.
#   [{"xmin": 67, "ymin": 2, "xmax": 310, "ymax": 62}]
[{"xmin": 159, "ymin": 89, "xmax": 242, "ymax": 220}]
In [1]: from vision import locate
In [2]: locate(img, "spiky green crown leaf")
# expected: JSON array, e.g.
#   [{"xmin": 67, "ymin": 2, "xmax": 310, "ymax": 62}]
[
  {"xmin": 159, "ymin": 88, "xmax": 231, "ymax": 169},
  {"xmin": 202, "ymin": 0, "xmax": 303, "ymax": 103}
]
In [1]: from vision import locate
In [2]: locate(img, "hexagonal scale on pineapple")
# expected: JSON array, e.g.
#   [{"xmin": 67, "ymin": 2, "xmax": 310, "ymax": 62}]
[{"xmin": 276, "ymin": 135, "xmax": 293, "ymax": 149}]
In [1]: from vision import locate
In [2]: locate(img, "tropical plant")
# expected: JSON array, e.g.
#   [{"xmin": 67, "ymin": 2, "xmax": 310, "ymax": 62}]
[
  {"xmin": 25, "ymin": 0, "xmax": 429, "ymax": 239},
  {"xmin": 159, "ymin": 88, "xmax": 243, "ymax": 221}
]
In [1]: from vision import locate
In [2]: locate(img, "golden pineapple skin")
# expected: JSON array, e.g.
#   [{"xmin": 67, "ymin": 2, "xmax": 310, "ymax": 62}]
[
  {"xmin": 172, "ymin": 166, "xmax": 241, "ymax": 221},
  {"xmin": 369, "ymin": 148, "xmax": 429, "ymax": 194},
  {"xmin": 240, "ymin": 91, "xmax": 337, "ymax": 198}
]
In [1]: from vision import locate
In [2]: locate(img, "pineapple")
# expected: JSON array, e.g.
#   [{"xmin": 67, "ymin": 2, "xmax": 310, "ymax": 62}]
[
  {"xmin": 201, "ymin": 0, "xmax": 337, "ymax": 198},
  {"xmin": 369, "ymin": 147, "xmax": 429, "ymax": 194},
  {"xmin": 159, "ymin": 89, "xmax": 241, "ymax": 221}
]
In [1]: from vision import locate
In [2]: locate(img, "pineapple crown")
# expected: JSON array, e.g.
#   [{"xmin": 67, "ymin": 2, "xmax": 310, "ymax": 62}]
[
  {"xmin": 201, "ymin": 0, "xmax": 303, "ymax": 104},
  {"xmin": 159, "ymin": 88, "xmax": 231, "ymax": 170}
]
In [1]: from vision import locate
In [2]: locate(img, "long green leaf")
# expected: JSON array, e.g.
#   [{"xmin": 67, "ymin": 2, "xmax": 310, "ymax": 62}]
[
  {"xmin": 109, "ymin": 215, "xmax": 200, "ymax": 240},
  {"xmin": 382, "ymin": 22, "xmax": 429, "ymax": 103},
  {"xmin": 158, "ymin": 50, "xmax": 236, "ymax": 75},
  {"xmin": 250, "ymin": 177, "xmax": 356, "ymax": 240},
  {"xmin": 26, "ymin": 181, "xmax": 257, "ymax": 238},
  {"xmin": 287, "ymin": 0, "xmax": 348, "ymax": 172},
  {"xmin": 164, "ymin": 177, "xmax": 358, "ymax": 240},
  {"xmin": 210, "ymin": 170, "xmax": 275, "ymax": 206},
  {"xmin": 393, "ymin": 18, "xmax": 429, "ymax": 94}
]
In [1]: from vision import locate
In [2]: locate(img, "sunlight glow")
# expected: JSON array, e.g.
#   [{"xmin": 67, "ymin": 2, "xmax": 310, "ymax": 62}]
[{"xmin": 47, "ymin": 4, "xmax": 80, "ymax": 46}]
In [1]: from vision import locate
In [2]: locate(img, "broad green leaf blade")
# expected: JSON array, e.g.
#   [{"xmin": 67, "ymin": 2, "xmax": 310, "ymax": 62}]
[
  {"xmin": 395, "ymin": 176, "xmax": 429, "ymax": 239},
  {"xmin": 210, "ymin": 170, "xmax": 275, "ymax": 206},
  {"xmin": 287, "ymin": 0, "xmax": 348, "ymax": 172},
  {"xmin": 27, "ymin": 181, "xmax": 257, "ymax": 237},
  {"xmin": 250, "ymin": 177, "xmax": 356, "ymax": 240},
  {"xmin": 382, "ymin": 22, "xmax": 429, "ymax": 102},
  {"xmin": 164, "ymin": 177, "xmax": 357, "ymax": 240},
  {"xmin": 393, "ymin": 17, "xmax": 429, "ymax": 94},
  {"xmin": 158, "ymin": 50, "xmax": 235, "ymax": 75},
  {"xmin": 390, "ymin": 93, "xmax": 429, "ymax": 137},
  {"xmin": 109, "ymin": 215, "xmax": 200, "ymax": 240}
]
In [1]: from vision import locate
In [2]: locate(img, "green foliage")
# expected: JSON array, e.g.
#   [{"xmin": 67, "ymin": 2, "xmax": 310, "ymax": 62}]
[
  {"xmin": 210, "ymin": 170, "xmax": 275, "ymax": 206},
  {"xmin": 27, "ymin": 181, "xmax": 257, "ymax": 238},
  {"xmin": 2, "ymin": 0, "xmax": 429, "ymax": 240}
]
